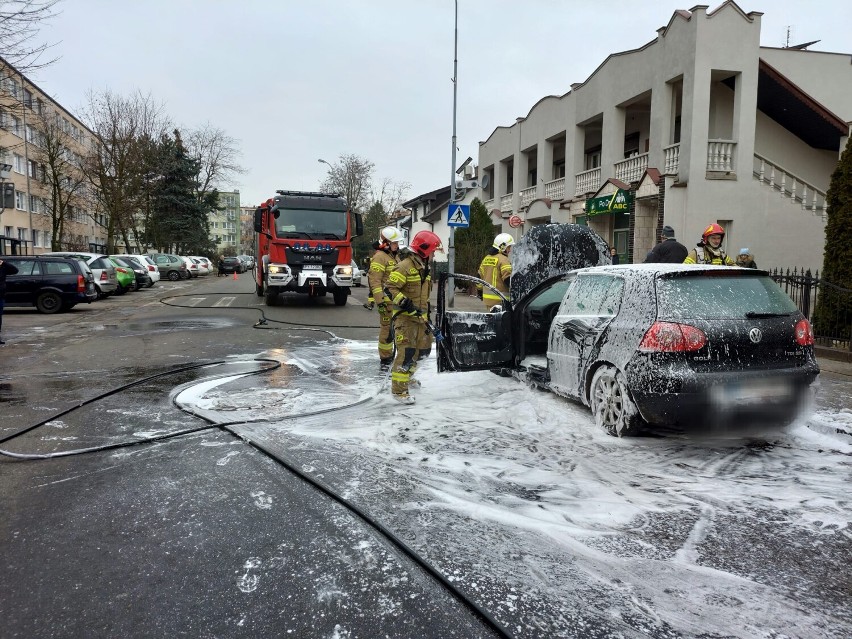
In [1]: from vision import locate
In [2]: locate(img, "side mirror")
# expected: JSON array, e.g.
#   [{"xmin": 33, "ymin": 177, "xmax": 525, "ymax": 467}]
[
  {"xmin": 253, "ymin": 208, "xmax": 263, "ymax": 232},
  {"xmin": 354, "ymin": 212, "xmax": 363, "ymax": 238}
]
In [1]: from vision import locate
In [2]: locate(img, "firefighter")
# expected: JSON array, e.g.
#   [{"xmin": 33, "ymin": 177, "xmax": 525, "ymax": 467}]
[
  {"xmin": 385, "ymin": 230, "xmax": 443, "ymax": 404},
  {"xmin": 683, "ymin": 223, "xmax": 736, "ymax": 266},
  {"xmin": 368, "ymin": 228, "xmax": 404, "ymax": 369},
  {"xmin": 476, "ymin": 232, "xmax": 514, "ymax": 310}
]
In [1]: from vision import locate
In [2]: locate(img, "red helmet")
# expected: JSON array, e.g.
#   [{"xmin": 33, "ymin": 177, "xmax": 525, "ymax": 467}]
[
  {"xmin": 410, "ymin": 230, "xmax": 443, "ymax": 259},
  {"xmin": 701, "ymin": 223, "xmax": 725, "ymax": 242}
]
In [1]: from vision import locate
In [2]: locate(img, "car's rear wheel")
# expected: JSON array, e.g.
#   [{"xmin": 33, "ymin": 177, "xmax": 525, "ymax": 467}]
[
  {"xmin": 167, "ymin": 270, "xmax": 181, "ymax": 281},
  {"xmin": 36, "ymin": 291, "xmax": 62, "ymax": 314},
  {"xmin": 589, "ymin": 365, "xmax": 643, "ymax": 437}
]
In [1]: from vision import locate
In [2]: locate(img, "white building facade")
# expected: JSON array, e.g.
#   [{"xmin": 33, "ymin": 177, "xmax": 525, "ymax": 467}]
[{"xmin": 477, "ymin": 2, "xmax": 851, "ymax": 273}]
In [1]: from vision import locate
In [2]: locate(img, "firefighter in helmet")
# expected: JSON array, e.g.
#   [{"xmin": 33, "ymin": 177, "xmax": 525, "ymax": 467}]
[
  {"xmin": 368, "ymin": 227, "xmax": 404, "ymax": 370},
  {"xmin": 683, "ymin": 223, "xmax": 736, "ymax": 266},
  {"xmin": 476, "ymin": 232, "xmax": 514, "ymax": 310},
  {"xmin": 385, "ymin": 230, "xmax": 442, "ymax": 404}
]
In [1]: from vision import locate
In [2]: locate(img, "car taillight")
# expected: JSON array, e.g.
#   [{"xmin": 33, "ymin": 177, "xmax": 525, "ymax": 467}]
[
  {"xmin": 639, "ymin": 321, "xmax": 707, "ymax": 352},
  {"xmin": 148, "ymin": 265, "xmax": 156, "ymax": 271},
  {"xmin": 794, "ymin": 319, "xmax": 814, "ymax": 346},
  {"xmin": 100, "ymin": 272, "xmax": 107, "ymax": 281},
  {"xmin": 77, "ymin": 275, "xmax": 85, "ymax": 292}
]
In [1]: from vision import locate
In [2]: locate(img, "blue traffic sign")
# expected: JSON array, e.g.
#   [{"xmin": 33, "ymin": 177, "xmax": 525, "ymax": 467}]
[{"xmin": 447, "ymin": 204, "xmax": 470, "ymax": 228}]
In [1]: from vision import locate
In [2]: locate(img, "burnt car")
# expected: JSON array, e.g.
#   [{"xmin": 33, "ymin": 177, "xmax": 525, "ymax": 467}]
[{"xmin": 436, "ymin": 229, "xmax": 818, "ymax": 437}]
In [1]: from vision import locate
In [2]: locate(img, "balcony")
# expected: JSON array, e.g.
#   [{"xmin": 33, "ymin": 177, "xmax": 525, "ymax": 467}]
[
  {"xmin": 613, "ymin": 152, "xmax": 648, "ymax": 184},
  {"xmin": 499, "ymin": 193, "xmax": 513, "ymax": 211},
  {"xmin": 753, "ymin": 153, "xmax": 827, "ymax": 219},
  {"xmin": 483, "ymin": 198, "xmax": 494, "ymax": 208},
  {"xmin": 544, "ymin": 178, "xmax": 565, "ymax": 201},
  {"xmin": 520, "ymin": 186, "xmax": 537, "ymax": 208},
  {"xmin": 575, "ymin": 167, "xmax": 601, "ymax": 196},
  {"xmin": 663, "ymin": 143, "xmax": 680, "ymax": 175},
  {"xmin": 707, "ymin": 139, "xmax": 736, "ymax": 172}
]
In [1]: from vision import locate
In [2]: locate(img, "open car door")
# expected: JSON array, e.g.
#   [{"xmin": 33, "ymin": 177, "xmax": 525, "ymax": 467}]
[{"xmin": 436, "ymin": 273, "xmax": 516, "ymax": 372}]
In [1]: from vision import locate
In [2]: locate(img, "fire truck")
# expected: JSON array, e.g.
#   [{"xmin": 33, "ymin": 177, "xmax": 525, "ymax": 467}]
[{"xmin": 253, "ymin": 190, "xmax": 363, "ymax": 306}]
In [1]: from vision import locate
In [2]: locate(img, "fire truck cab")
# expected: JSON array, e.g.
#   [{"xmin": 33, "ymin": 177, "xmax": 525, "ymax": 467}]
[{"xmin": 254, "ymin": 190, "xmax": 363, "ymax": 306}]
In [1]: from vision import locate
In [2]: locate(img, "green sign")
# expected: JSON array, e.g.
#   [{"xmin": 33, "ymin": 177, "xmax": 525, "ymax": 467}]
[{"xmin": 586, "ymin": 189, "xmax": 631, "ymax": 217}]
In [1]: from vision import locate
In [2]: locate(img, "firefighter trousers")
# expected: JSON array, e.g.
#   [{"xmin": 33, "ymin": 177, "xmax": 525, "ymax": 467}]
[
  {"xmin": 377, "ymin": 304, "xmax": 394, "ymax": 364},
  {"xmin": 390, "ymin": 316, "xmax": 432, "ymax": 397}
]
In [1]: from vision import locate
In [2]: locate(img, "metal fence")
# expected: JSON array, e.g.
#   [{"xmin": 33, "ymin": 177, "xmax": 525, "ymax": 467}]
[{"xmin": 769, "ymin": 267, "xmax": 852, "ymax": 351}]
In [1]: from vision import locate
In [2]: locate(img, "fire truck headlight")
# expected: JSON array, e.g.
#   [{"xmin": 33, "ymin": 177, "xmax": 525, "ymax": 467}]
[
  {"xmin": 268, "ymin": 265, "xmax": 284, "ymax": 274},
  {"xmin": 338, "ymin": 266, "xmax": 352, "ymax": 276}
]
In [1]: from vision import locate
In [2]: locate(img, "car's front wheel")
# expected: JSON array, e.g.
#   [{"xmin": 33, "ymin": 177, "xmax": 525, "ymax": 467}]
[
  {"xmin": 36, "ymin": 291, "xmax": 63, "ymax": 314},
  {"xmin": 589, "ymin": 365, "xmax": 643, "ymax": 437}
]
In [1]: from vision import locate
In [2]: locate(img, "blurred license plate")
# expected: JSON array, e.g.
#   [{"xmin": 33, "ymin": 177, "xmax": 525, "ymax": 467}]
[
  {"xmin": 302, "ymin": 265, "xmax": 322, "ymax": 270},
  {"xmin": 711, "ymin": 379, "xmax": 791, "ymax": 405}
]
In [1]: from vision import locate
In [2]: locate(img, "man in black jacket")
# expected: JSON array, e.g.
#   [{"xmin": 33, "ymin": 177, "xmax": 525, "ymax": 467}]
[
  {"xmin": 644, "ymin": 225, "xmax": 688, "ymax": 263},
  {"xmin": 0, "ymin": 257, "xmax": 20, "ymax": 345}
]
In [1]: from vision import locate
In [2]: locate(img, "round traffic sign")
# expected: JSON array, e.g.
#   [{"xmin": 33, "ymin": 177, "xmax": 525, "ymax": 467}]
[{"xmin": 508, "ymin": 215, "xmax": 523, "ymax": 228}]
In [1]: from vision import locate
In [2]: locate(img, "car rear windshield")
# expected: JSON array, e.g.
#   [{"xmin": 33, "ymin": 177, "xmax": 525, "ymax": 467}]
[{"xmin": 656, "ymin": 272, "xmax": 798, "ymax": 320}]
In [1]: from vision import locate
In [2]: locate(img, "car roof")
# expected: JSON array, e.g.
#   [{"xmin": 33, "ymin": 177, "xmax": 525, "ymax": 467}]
[{"xmin": 570, "ymin": 264, "xmax": 764, "ymax": 277}]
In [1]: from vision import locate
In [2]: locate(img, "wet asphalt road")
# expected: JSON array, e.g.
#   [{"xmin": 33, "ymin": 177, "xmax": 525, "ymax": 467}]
[{"xmin": 1, "ymin": 275, "xmax": 850, "ymax": 638}]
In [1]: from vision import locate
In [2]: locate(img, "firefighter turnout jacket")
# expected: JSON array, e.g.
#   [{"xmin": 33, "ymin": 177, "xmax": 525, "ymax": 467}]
[
  {"xmin": 683, "ymin": 245, "xmax": 736, "ymax": 266},
  {"xmin": 368, "ymin": 248, "xmax": 398, "ymax": 304},
  {"xmin": 386, "ymin": 252, "xmax": 431, "ymax": 316},
  {"xmin": 477, "ymin": 251, "xmax": 511, "ymax": 308}
]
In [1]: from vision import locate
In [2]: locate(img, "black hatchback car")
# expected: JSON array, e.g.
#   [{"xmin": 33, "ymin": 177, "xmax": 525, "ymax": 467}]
[
  {"xmin": 437, "ymin": 263, "xmax": 819, "ymax": 437},
  {"xmin": 2, "ymin": 255, "xmax": 98, "ymax": 313}
]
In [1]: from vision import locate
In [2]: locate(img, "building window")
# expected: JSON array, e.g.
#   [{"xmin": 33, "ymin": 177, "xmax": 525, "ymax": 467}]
[
  {"xmin": 18, "ymin": 227, "xmax": 27, "ymax": 241},
  {"xmin": 23, "ymin": 88, "xmax": 33, "ymax": 109},
  {"xmin": 585, "ymin": 146, "xmax": 601, "ymax": 170},
  {"xmin": 13, "ymin": 154, "xmax": 24, "ymax": 173},
  {"xmin": 4, "ymin": 226, "xmax": 12, "ymax": 238},
  {"xmin": 31, "ymin": 229, "xmax": 39, "ymax": 247},
  {"xmin": 15, "ymin": 191, "xmax": 25, "ymax": 210},
  {"xmin": 29, "ymin": 194, "xmax": 38, "ymax": 212},
  {"xmin": 27, "ymin": 160, "xmax": 37, "ymax": 177},
  {"xmin": 10, "ymin": 115, "xmax": 21, "ymax": 137}
]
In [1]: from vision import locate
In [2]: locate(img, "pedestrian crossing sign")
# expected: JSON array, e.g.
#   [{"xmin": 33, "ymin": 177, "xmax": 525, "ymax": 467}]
[{"xmin": 447, "ymin": 204, "xmax": 470, "ymax": 228}]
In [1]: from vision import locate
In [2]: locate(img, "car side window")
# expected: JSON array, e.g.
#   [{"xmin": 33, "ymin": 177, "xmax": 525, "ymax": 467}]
[
  {"xmin": 8, "ymin": 259, "xmax": 37, "ymax": 276},
  {"xmin": 600, "ymin": 277, "xmax": 624, "ymax": 316},
  {"xmin": 559, "ymin": 275, "xmax": 614, "ymax": 316},
  {"xmin": 44, "ymin": 261, "xmax": 74, "ymax": 275}
]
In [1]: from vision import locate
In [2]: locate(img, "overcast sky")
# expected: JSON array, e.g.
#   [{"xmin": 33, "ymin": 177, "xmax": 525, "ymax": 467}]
[{"xmin": 29, "ymin": 0, "xmax": 851, "ymax": 208}]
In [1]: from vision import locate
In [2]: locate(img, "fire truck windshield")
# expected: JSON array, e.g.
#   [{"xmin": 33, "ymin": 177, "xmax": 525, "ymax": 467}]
[{"xmin": 274, "ymin": 208, "xmax": 347, "ymax": 240}]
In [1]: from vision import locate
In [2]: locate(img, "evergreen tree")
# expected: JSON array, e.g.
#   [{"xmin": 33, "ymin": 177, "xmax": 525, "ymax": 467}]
[
  {"xmin": 147, "ymin": 130, "xmax": 214, "ymax": 255},
  {"xmin": 353, "ymin": 200, "xmax": 388, "ymax": 263},
  {"xmin": 454, "ymin": 198, "xmax": 499, "ymax": 287},
  {"xmin": 814, "ymin": 136, "xmax": 852, "ymax": 339}
]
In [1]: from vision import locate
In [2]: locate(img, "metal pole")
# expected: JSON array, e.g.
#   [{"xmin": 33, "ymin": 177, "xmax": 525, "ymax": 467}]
[{"xmin": 447, "ymin": 0, "xmax": 458, "ymax": 308}]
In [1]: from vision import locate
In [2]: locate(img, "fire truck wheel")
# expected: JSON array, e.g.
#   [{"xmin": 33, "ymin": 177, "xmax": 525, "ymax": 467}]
[
  {"xmin": 256, "ymin": 282, "xmax": 264, "ymax": 297},
  {"xmin": 333, "ymin": 289, "xmax": 348, "ymax": 306},
  {"xmin": 265, "ymin": 291, "xmax": 279, "ymax": 306}
]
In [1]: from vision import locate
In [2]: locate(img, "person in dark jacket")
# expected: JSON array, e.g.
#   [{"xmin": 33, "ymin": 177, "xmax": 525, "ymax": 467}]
[
  {"xmin": 609, "ymin": 246, "xmax": 620, "ymax": 265},
  {"xmin": 0, "ymin": 257, "xmax": 20, "ymax": 345},
  {"xmin": 736, "ymin": 248, "xmax": 757, "ymax": 269},
  {"xmin": 644, "ymin": 225, "xmax": 688, "ymax": 263}
]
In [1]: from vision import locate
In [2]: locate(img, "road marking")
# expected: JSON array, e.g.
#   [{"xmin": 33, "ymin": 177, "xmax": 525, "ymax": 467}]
[
  {"xmin": 186, "ymin": 297, "xmax": 207, "ymax": 307},
  {"xmin": 213, "ymin": 296, "xmax": 236, "ymax": 307}
]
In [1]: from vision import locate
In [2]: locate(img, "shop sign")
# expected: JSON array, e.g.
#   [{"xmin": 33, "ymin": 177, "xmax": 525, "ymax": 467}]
[{"xmin": 586, "ymin": 189, "xmax": 631, "ymax": 217}]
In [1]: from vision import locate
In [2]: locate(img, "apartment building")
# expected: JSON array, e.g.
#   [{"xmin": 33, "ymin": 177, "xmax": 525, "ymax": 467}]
[
  {"xmin": 0, "ymin": 58, "xmax": 101, "ymax": 255},
  {"xmin": 239, "ymin": 204, "xmax": 256, "ymax": 255},
  {"xmin": 210, "ymin": 190, "xmax": 241, "ymax": 255},
  {"xmin": 477, "ymin": 2, "xmax": 851, "ymax": 272}
]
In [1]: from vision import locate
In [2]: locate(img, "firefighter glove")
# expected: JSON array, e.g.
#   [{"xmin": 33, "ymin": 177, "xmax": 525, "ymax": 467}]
[
  {"xmin": 377, "ymin": 302, "xmax": 387, "ymax": 313},
  {"xmin": 398, "ymin": 297, "xmax": 415, "ymax": 313}
]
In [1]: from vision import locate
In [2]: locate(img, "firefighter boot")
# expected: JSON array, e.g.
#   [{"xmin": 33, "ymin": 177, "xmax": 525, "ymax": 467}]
[
  {"xmin": 392, "ymin": 393, "xmax": 415, "ymax": 405},
  {"xmin": 407, "ymin": 378, "xmax": 421, "ymax": 390},
  {"xmin": 380, "ymin": 358, "xmax": 393, "ymax": 372}
]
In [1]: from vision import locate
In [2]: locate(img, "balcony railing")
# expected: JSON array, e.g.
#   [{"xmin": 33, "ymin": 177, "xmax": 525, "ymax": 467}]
[
  {"xmin": 707, "ymin": 139, "xmax": 736, "ymax": 172},
  {"xmin": 499, "ymin": 193, "xmax": 513, "ymax": 211},
  {"xmin": 544, "ymin": 177, "xmax": 565, "ymax": 201},
  {"xmin": 663, "ymin": 143, "xmax": 680, "ymax": 175},
  {"xmin": 483, "ymin": 198, "xmax": 494, "ymax": 208},
  {"xmin": 613, "ymin": 152, "xmax": 648, "ymax": 183},
  {"xmin": 575, "ymin": 167, "xmax": 601, "ymax": 195},
  {"xmin": 753, "ymin": 153, "xmax": 827, "ymax": 219},
  {"xmin": 520, "ymin": 186, "xmax": 537, "ymax": 207}
]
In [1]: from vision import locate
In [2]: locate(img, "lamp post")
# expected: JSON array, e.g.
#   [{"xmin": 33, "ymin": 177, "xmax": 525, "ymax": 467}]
[{"xmin": 447, "ymin": 0, "xmax": 459, "ymax": 308}]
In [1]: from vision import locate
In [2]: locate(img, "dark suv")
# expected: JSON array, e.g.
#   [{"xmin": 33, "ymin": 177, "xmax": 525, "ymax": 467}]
[{"xmin": 2, "ymin": 255, "xmax": 98, "ymax": 313}]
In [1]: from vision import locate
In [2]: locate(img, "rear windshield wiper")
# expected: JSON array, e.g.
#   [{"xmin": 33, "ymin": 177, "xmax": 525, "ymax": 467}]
[{"xmin": 745, "ymin": 311, "xmax": 792, "ymax": 318}]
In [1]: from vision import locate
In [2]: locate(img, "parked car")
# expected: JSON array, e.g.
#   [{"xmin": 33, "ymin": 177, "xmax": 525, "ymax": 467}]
[
  {"xmin": 108, "ymin": 256, "xmax": 136, "ymax": 293},
  {"xmin": 218, "ymin": 256, "xmax": 241, "ymax": 275},
  {"xmin": 42, "ymin": 252, "xmax": 118, "ymax": 298},
  {"xmin": 179, "ymin": 256, "xmax": 199, "ymax": 278},
  {"xmin": 438, "ymin": 263, "xmax": 819, "ymax": 436},
  {"xmin": 151, "ymin": 253, "xmax": 189, "ymax": 281},
  {"xmin": 190, "ymin": 256, "xmax": 211, "ymax": 276},
  {"xmin": 2, "ymin": 255, "xmax": 97, "ymax": 313},
  {"xmin": 350, "ymin": 260, "xmax": 362, "ymax": 287},
  {"xmin": 115, "ymin": 254, "xmax": 158, "ymax": 287},
  {"xmin": 237, "ymin": 255, "xmax": 255, "ymax": 270},
  {"xmin": 111, "ymin": 255, "xmax": 152, "ymax": 290}
]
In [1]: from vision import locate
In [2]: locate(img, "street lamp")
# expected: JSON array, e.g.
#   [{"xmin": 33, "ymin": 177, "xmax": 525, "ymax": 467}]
[{"xmin": 317, "ymin": 158, "xmax": 332, "ymax": 169}]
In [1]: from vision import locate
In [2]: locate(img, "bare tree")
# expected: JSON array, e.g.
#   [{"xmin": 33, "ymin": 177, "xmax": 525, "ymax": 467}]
[
  {"xmin": 184, "ymin": 123, "xmax": 244, "ymax": 204},
  {"xmin": 372, "ymin": 177, "xmax": 411, "ymax": 218},
  {"xmin": 0, "ymin": 0, "xmax": 60, "ymax": 74},
  {"xmin": 79, "ymin": 89, "xmax": 170, "ymax": 252},
  {"xmin": 28, "ymin": 105, "xmax": 89, "ymax": 249},
  {"xmin": 319, "ymin": 153, "xmax": 375, "ymax": 213}
]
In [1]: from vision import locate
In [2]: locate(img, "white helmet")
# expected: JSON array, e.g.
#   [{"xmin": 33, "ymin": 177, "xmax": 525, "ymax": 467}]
[
  {"xmin": 493, "ymin": 232, "xmax": 515, "ymax": 253},
  {"xmin": 380, "ymin": 226, "xmax": 403, "ymax": 244}
]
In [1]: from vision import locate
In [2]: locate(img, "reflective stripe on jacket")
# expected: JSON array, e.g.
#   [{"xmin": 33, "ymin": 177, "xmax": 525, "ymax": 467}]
[
  {"xmin": 477, "ymin": 253, "xmax": 511, "ymax": 301},
  {"xmin": 368, "ymin": 249, "xmax": 397, "ymax": 301},
  {"xmin": 386, "ymin": 253, "xmax": 430, "ymax": 316}
]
